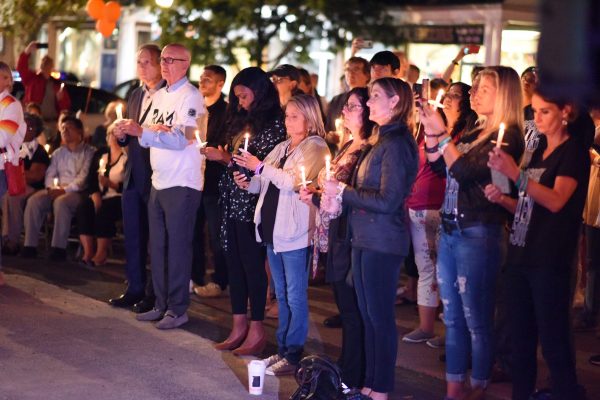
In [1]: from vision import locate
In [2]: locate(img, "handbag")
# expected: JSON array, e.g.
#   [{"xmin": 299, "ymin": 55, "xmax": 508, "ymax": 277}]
[{"xmin": 5, "ymin": 158, "xmax": 26, "ymax": 196}]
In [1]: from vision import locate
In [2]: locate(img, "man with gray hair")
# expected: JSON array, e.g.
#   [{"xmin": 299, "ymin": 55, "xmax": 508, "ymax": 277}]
[{"xmin": 115, "ymin": 43, "xmax": 206, "ymax": 329}]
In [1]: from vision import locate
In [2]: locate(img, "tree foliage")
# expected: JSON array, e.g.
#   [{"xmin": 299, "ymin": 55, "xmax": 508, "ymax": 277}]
[
  {"xmin": 149, "ymin": 0, "xmax": 398, "ymax": 67},
  {"xmin": 0, "ymin": 0, "xmax": 87, "ymax": 58}
]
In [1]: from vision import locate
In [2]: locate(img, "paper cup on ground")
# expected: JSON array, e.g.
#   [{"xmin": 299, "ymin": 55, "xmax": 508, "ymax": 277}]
[{"xmin": 248, "ymin": 360, "xmax": 266, "ymax": 395}]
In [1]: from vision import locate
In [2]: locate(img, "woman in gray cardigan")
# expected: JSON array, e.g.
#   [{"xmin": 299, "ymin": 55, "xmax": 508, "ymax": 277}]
[{"xmin": 234, "ymin": 94, "xmax": 329, "ymax": 375}]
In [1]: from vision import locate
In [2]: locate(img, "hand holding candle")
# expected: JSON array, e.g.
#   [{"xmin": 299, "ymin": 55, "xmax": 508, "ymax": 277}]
[
  {"xmin": 428, "ymin": 89, "xmax": 445, "ymax": 109},
  {"xmin": 53, "ymin": 177, "xmax": 59, "ymax": 188},
  {"xmin": 490, "ymin": 122, "xmax": 511, "ymax": 193}
]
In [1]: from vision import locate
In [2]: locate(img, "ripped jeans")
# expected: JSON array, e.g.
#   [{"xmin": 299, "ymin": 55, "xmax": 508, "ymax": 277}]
[{"xmin": 437, "ymin": 223, "xmax": 504, "ymax": 388}]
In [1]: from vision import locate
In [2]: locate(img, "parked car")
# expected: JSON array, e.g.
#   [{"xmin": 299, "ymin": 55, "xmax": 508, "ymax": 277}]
[{"xmin": 11, "ymin": 79, "xmax": 123, "ymax": 136}]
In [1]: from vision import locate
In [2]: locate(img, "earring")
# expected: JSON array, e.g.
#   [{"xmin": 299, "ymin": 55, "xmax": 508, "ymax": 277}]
[{"xmin": 561, "ymin": 119, "xmax": 568, "ymax": 126}]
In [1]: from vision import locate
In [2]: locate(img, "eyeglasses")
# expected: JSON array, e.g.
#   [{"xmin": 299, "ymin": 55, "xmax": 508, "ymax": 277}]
[
  {"xmin": 159, "ymin": 57, "xmax": 188, "ymax": 65},
  {"xmin": 271, "ymin": 76, "xmax": 290, "ymax": 84},
  {"xmin": 343, "ymin": 103, "xmax": 363, "ymax": 112}
]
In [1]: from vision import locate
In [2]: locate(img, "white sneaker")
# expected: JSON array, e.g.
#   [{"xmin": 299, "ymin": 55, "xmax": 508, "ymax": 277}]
[
  {"xmin": 265, "ymin": 358, "xmax": 296, "ymax": 376},
  {"xmin": 193, "ymin": 282, "xmax": 223, "ymax": 298},
  {"xmin": 262, "ymin": 353, "xmax": 282, "ymax": 368}
]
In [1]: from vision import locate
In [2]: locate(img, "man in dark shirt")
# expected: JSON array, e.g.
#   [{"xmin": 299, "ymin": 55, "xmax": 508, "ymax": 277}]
[
  {"xmin": 269, "ymin": 64, "xmax": 303, "ymax": 107},
  {"xmin": 324, "ymin": 57, "xmax": 370, "ymax": 145},
  {"xmin": 192, "ymin": 65, "xmax": 229, "ymax": 298},
  {"xmin": 109, "ymin": 44, "xmax": 165, "ymax": 311}
]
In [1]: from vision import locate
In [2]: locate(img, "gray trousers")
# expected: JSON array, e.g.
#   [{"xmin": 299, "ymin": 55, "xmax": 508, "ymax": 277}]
[
  {"xmin": 148, "ymin": 186, "xmax": 202, "ymax": 316},
  {"xmin": 2, "ymin": 185, "xmax": 36, "ymax": 243},
  {"xmin": 24, "ymin": 190, "xmax": 82, "ymax": 249}
]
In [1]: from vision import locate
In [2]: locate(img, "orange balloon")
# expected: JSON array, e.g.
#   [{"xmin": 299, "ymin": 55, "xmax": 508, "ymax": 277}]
[
  {"xmin": 103, "ymin": 1, "xmax": 121, "ymax": 22},
  {"xmin": 96, "ymin": 18, "xmax": 116, "ymax": 37},
  {"xmin": 86, "ymin": 0, "xmax": 105, "ymax": 20}
]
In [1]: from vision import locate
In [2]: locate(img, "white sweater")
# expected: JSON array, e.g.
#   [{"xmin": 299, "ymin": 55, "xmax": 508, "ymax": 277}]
[{"xmin": 249, "ymin": 135, "xmax": 329, "ymax": 253}]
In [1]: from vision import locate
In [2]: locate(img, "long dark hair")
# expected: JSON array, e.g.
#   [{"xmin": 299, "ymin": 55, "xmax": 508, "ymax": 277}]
[
  {"xmin": 225, "ymin": 67, "xmax": 283, "ymax": 139},
  {"xmin": 444, "ymin": 82, "xmax": 478, "ymax": 139},
  {"xmin": 344, "ymin": 87, "xmax": 375, "ymax": 140}
]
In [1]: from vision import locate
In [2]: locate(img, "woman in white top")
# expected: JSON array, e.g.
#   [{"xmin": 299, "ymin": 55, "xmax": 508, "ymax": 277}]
[
  {"xmin": 77, "ymin": 123, "xmax": 127, "ymax": 267},
  {"xmin": 234, "ymin": 94, "xmax": 329, "ymax": 375}
]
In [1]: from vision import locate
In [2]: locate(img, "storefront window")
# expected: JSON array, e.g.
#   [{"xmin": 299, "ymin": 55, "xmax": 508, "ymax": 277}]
[{"xmin": 501, "ymin": 29, "xmax": 539, "ymax": 76}]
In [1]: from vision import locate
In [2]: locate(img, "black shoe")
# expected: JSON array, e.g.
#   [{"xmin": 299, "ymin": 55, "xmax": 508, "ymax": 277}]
[
  {"xmin": 21, "ymin": 246, "xmax": 38, "ymax": 258},
  {"xmin": 49, "ymin": 247, "xmax": 67, "ymax": 262},
  {"xmin": 109, "ymin": 293, "xmax": 144, "ymax": 308},
  {"xmin": 132, "ymin": 297, "xmax": 156, "ymax": 314},
  {"xmin": 323, "ymin": 314, "xmax": 342, "ymax": 328}
]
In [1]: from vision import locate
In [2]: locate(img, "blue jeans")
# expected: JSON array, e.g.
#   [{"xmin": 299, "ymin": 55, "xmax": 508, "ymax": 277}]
[
  {"xmin": 352, "ymin": 248, "xmax": 403, "ymax": 393},
  {"xmin": 437, "ymin": 224, "xmax": 504, "ymax": 388},
  {"xmin": 267, "ymin": 245, "xmax": 310, "ymax": 365}
]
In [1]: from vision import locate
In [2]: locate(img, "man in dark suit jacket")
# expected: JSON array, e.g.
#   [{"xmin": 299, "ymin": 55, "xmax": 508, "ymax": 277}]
[{"xmin": 109, "ymin": 43, "xmax": 165, "ymax": 311}]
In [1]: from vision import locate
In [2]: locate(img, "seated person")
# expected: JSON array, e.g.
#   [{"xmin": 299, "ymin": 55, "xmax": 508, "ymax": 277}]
[
  {"xmin": 77, "ymin": 123, "xmax": 126, "ymax": 267},
  {"xmin": 2, "ymin": 113, "xmax": 50, "ymax": 254},
  {"xmin": 90, "ymin": 100, "xmax": 125, "ymax": 150},
  {"xmin": 21, "ymin": 116, "xmax": 95, "ymax": 261}
]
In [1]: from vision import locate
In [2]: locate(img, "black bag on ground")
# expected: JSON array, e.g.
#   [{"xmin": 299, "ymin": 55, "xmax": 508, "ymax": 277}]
[{"xmin": 289, "ymin": 354, "xmax": 344, "ymax": 400}]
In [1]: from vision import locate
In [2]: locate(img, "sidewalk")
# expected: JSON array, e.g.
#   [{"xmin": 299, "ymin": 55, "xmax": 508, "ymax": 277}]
[{"xmin": 2, "ymin": 252, "xmax": 600, "ymax": 399}]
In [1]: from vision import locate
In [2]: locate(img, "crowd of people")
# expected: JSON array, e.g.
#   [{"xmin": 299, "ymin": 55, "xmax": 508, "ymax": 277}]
[{"xmin": 0, "ymin": 37, "xmax": 599, "ymax": 400}]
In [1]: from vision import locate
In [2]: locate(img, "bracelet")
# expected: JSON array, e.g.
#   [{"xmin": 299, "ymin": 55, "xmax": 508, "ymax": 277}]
[
  {"xmin": 424, "ymin": 131, "xmax": 446, "ymax": 138},
  {"xmin": 254, "ymin": 162, "xmax": 264, "ymax": 175},
  {"xmin": 438, "ymin": 136, "xmax": 452, "ymax": 147},
  {"xmin": 424, "ymin": 144, "xmax": 439, "ymax": 154},
  {"xmin": 438, "ymin": 136, "xmax": 452, "ymax": 155},
  {"xmin": 515, "ymin": 170, "xmax": 524, "ymax": 188}
]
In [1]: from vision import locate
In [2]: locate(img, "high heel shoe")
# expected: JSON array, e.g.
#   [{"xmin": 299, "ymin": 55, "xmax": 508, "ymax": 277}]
[
  {"xmin": 214, "ymin": 328, "xmax": 248, "ymax": 351},
  {"xmin": 232, "ymin": 334, "xmax": 266, "ymax": 356}
]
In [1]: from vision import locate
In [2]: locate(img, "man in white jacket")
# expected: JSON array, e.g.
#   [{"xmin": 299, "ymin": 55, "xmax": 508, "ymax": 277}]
[{"xmin": 115, "ymin": 43, "xmax": 206, "ymax": 329}]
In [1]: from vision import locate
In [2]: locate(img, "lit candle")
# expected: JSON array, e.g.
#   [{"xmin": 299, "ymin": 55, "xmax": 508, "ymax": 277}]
[
  {"xmin": 335, "ymin": 118, "xmax": 343, "ymax": 134},
  {"xmin": 496, "ymin": 122, "xmax": 506, "ymax": 148},
  {"xmin": 60, "ymin": 83, "xmax": 65, "ymax": 92},
  {"xmin": 194, "ymin": 129, "xmax": 206, "ymax": 148},
  {"xmin": 44, "ymin": 144, "xmax": 50, "ymax": 153},
  {"xmin": 53, "ymin": 177, "xmax": 59, "ymax": 188},
  {"xmin": 325, "ymin": 155, "xmax": 331, "ymax": 180},
  {"xmin": 300, "ymin": 165, "xmax": 307, "ymax": 189},
  {"xmin": 243, "ymin": 132, "xmax": 250, "ymax": 151},
  {"xmin": 116, "ymin": 104, "xmax": 123, "ymax": 120},
  {"xmin": 98, "ymin": 158, "xmax": 106, "ymax": 174},
  {"xmin": 428, "ymin": 89, "xmax": 445, "ymax": 109}
]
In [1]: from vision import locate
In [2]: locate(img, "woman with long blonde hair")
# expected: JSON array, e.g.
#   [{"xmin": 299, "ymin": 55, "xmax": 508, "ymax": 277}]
[
  {"xmin": 418, "ymin": 66, "xmax": 525, "ymax": 400},
  {"xmin": 234, "ymin": 94, "xmax": 329, "ymax": 375}
]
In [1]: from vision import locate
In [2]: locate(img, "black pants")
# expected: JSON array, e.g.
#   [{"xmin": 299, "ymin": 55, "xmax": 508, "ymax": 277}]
[
  {"xmin": 507, "ymin": 264, "xmax": 578, "ymax": 400},
  {"xmin": 191, "ymin": 193, "xmax": 228, "ymax": 288},
  {"xmin": 225, "ymin": 219, "xmax": 266, "ymax": 320},
  {"xmin": 77, "ymin": 196, "xmax": 122, "ymax": 238},
  {"xmin": 332, "ymin": 279, "xmax": 365, "ymax": 389}
]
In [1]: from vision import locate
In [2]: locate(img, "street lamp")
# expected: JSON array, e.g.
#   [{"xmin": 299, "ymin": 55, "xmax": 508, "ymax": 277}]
[{"xmin": 156, "ymin": 0, "xmax": 174, "ymax": 8}]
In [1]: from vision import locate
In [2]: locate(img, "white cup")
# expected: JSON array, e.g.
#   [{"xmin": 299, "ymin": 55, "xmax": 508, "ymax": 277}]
[{"xmin": 247, "ymin": 360, "xmax": 266, "ymax": 395}]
